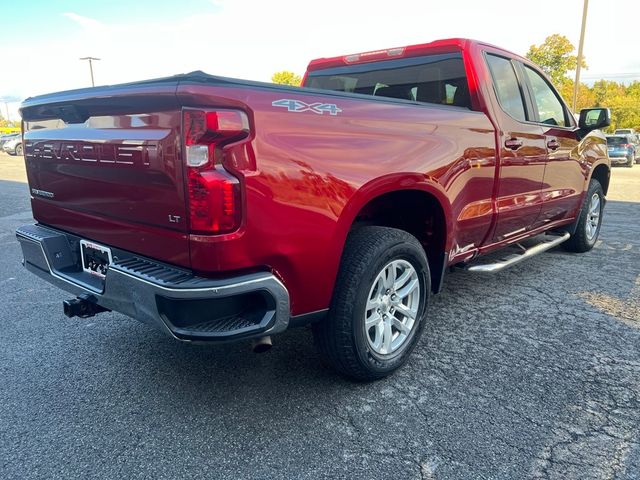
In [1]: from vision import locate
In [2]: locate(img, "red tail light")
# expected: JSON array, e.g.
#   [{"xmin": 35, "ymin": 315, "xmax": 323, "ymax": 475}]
[
  {"xmin": 183, "ymin": 109, "xmax": 249, "ymax": 234},
  {"xmin": 621, "ymin": 144, "xmax": 632, "ymax": 148}
]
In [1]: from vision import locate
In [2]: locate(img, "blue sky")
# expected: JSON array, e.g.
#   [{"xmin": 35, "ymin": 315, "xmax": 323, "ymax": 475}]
[
  {"xmin": 1, "ymin": 0, "xmax": 220, "ymax": 37},
  {"xmin": 1, "ymin": 0, "xmax": 639, "ymax": 120}
]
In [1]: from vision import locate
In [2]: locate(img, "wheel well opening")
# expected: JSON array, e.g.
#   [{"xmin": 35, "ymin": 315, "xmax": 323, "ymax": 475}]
[
  {"xmin": 592, "ymin": 164, "xmax": 610, "ymax": 195},
  {"xmin": 352, "ymin": 190, "xmax": 446, "ymax": 292}
]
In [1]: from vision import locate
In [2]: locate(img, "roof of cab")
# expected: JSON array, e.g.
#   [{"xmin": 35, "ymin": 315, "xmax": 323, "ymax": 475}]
[{"xmin": 305, "ymin": 38, "xmax": 527, "ymax": 72}]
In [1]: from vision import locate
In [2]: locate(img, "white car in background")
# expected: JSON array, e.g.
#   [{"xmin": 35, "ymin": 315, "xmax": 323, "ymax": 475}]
[{"xmin": 2, "ymin": 134, "xmax": 22, "ymax": 156}]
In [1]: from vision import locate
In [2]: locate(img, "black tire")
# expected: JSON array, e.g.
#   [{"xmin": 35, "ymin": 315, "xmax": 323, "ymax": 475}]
[
  {"xmin": 312, "ymin": 226, "xmax": 430, "ymax": 381},
  {"xmin": 564, "ymin": 179, "xmax": 604, "ymax": 253},
  {"xmin": 15, "ymin": 143, "xmax": 23, "ymax": 157}
]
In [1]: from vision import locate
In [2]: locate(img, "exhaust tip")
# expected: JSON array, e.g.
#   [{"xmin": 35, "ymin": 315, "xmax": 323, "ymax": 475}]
[{"xmin": 251, "ymin": 336, "xmax": 272, "ymax": 353}]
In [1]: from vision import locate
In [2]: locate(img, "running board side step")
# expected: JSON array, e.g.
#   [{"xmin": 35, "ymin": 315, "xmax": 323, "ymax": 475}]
[{"xmin": 466, "ymin": 232, "xmax": 570, "ymax": 273}]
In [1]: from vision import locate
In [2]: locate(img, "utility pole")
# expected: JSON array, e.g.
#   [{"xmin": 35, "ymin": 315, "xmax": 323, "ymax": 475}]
[
  {"xmin": 0, "ymin": 96, "xmax": 21, "ymax": 123},
  {"xmin": 79, "ymin": 57, "xmax": 100, "ymax": 87},
  {"xmin": 572, "ymin": 0, "xmax": 588, "ymax": 111}
]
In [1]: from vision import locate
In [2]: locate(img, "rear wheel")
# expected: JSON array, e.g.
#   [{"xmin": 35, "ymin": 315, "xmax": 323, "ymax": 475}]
[
  {"xmin": 313, "ymin": 226, "xmax": 430, "ymax": 381},
  {"xmin": 564, "ymin": 179, "xmax": 604, "ymax": 253},
  {"xmin": 15, "ymin": 143, "xmax": 23, "ymax": 157}
]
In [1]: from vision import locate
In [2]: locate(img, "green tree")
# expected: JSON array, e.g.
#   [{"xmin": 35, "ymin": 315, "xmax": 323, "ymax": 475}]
[
  {"xmin": 558, "ymin": 79, "xmax": 595, "ymax": 111},
  {"xmin": 0, "ymin": 117, "xmax": 20, "ymax": 128},
  {"xmin": 591, "ymin": 80, "xmax": 625, "ymax": 107},
  {"xmin": 526, "ymin": 34, "xmax": 587, "ymax": 86},
  {"xmin": 584, "ymin": 80, "xmax": 640, "ymax": 132},
  {"xmin": 604, "ymin": 94, "xmax": 640, "ymax": 132},
  {"xmin": 271, "ymin": 71, "xmax": 302, "ymax": 86},
  {"xmin": 626, "ymin": 81, "xmax": 640, "ymax": 98}
]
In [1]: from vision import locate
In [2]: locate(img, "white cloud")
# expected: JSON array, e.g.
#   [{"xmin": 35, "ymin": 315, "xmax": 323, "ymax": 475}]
[{"xmin": 62, "ymin": 12, "xmax": 103, "ymax": 30}]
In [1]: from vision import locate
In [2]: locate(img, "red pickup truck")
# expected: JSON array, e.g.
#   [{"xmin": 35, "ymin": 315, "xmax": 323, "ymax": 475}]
[{"xmin": 17, "ymin": 38, "xmax": 610, "ymax": 380}]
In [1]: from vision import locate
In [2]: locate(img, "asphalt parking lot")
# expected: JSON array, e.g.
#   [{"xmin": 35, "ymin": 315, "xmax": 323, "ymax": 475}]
[{"xmin": 1, "ymin": 152, "xmax": 639, "ymax": 479}]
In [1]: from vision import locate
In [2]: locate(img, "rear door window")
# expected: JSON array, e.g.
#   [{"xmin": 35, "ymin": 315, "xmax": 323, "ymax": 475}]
[
  {"xmin": 485, "ymin": 54, "xmax": 527, "ymax": 122},
  {"xmin": 305, "ymin": 53, "xmax": 472, "ymax": 109}
]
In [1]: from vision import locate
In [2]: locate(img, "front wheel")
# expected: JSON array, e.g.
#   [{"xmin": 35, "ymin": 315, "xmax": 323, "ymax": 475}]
[
  {"xmin": 313, "ymin": 226, "xmax": 430, "ymax": 381},
  {"xmin": 564, "ymin": 179, "xmax": 604, "ymax": 253},
  {"xmin": 15, "ymin": 143, "xmax": 23, "ymax": 157}
]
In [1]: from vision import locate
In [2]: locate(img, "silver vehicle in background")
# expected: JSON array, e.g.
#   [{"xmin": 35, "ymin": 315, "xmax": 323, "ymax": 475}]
[
  {"xmin": 1, "ymin": 134, "xmax": 23, "ymax": 156},
  {"xmin": 0, "ymin": 133, "xmax": 19, "ymax": 149}
]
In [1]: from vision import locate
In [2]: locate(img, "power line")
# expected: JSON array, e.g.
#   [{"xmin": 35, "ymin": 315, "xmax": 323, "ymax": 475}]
[{"xmin": 582, "ymin": 73, "xmax": 640, "ymax": 78}]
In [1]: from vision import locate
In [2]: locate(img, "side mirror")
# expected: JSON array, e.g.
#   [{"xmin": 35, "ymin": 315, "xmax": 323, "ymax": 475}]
[{"xmin": 579, "ymin": 108, "xmax": 611, "ymax": 131}]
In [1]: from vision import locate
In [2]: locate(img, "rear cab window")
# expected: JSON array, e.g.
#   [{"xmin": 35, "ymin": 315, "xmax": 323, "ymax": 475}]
[{"xmin": 304, "ymin": 52, "xmax": 472, "ymax": 109}]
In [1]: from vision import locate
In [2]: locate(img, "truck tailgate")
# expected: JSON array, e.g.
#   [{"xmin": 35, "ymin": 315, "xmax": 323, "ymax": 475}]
[{"xmin": 20, "ymin": 83, "xmax": 190, "ymax": 268}]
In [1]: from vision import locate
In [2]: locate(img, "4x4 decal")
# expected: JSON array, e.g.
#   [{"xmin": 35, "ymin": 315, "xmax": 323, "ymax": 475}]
[{"xmin": 272, "ymin": 99, "xmax": 342, "ymax": 116}]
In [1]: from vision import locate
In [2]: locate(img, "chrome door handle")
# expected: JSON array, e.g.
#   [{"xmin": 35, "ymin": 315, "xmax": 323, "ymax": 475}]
[
  {"xmin": 505, "ymin": 138, "xmax": 523, "ymax": 150},
  {"xmin": 547, "ymin": 139, "xmax": 560, "ymax": 150}
]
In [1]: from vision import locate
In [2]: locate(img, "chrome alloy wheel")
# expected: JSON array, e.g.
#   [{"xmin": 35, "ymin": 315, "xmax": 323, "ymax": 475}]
[
  {"xmin": 364, "ymin": 259, "xmax": 421, "ymax": 356},
  {"xmin": 585, "ymin": 193, "xmax": 601, "ymax": 241}
]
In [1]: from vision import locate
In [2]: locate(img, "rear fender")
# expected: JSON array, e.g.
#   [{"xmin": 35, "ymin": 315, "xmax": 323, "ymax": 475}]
[{"xmin": 329, "ymin": 172, "xmax": 453, "ymax": 281}]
